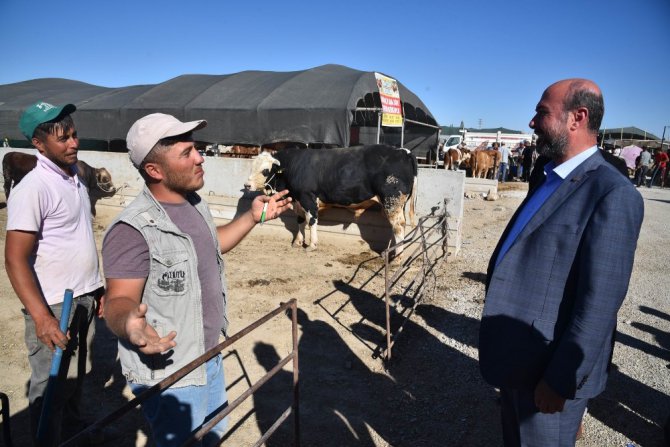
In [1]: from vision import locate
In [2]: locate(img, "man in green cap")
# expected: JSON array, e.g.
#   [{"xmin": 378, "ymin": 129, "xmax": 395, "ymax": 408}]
[{"xmin": 5, "ymin": 101, "xmax": 105, "ymax": 445}]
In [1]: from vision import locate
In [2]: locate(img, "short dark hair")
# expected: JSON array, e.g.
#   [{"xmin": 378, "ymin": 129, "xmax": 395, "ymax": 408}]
[
  {"xmin": 139, "ymin": 131, "xmax": 193, "ymax": 181},
  {"xmin": 32, "ymin": 114, "xmax": 75, "ymax": 142},
  {"xmin": 563, "ymin": 81, "xmax": 604, "ymax": 134}
]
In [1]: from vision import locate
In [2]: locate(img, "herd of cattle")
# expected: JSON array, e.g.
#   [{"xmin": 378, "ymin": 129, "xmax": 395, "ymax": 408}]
[
  {"xmin": 443, "ymin": 143, "xmax": 502, "ymax": 179},
  {"xmin": 2, "ymin": 144, "xmax": 418, "ymax": 257}
]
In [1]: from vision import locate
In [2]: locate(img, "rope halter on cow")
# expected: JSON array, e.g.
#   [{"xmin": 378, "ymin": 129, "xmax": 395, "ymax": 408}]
[
  {"xmin": 263, "ymin": 172, "xmax": 279, "ymax": 196},
  {"xmin": 96, "ymin": 180, "xmax": 115, "ymax": 193}
]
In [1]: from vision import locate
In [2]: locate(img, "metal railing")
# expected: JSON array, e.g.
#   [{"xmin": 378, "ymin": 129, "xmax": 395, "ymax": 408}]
[
  {"xmin": 381, "ymin": 203, "xmax": 449, "ymax": 361},
  {"xmin": 312, "ymin": 203, "xmax": 449, "ymax": 362},
  {"xmin": 61, "ymin": 299, "xmax": 300, "ymax": 447}
]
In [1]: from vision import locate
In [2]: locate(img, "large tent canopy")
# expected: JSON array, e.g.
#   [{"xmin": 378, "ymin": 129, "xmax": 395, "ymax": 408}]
[{"xmin": 0, "ymin": 64, "xmax": 438, "ymax": 152}]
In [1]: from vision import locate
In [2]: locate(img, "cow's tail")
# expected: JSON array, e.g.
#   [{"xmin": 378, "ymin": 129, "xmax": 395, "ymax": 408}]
[{"xmin": 408, "ymin": 151, "xmax": 418, "ymax": 227}]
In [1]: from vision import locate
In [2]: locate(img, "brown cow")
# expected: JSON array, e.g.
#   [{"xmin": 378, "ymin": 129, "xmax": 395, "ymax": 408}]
[
  {"xmin": 2, "ymin": 152, "xmax": 116, "ymax": 215},
  {"xmin": 471, "ymin": 149, "xmax": 502, "ymax": 179},
  {"xmin": 445, "ymin": 147, "xmax": 472, "ymax": 171},
  {"xmin": 2, "ymin": 152, "xmax": 35, "ymax": 198}
]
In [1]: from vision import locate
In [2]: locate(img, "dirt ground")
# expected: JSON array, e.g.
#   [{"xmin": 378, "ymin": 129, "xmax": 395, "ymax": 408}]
[
  {"xmin": 0, "ymin": 181, "xmax": 666, "ymax": 446},
  {"xmin": 0, "ymin": 187, "xmax": 499, "ymax": 447}
]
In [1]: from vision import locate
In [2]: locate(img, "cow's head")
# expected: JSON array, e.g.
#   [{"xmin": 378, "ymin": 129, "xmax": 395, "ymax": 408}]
[
  {"xmin": 94, "ymin": 167, "xmax": 116, "ymax": 196},
  {"xmin": 244, "ymin": 152, "xmax": 282, "ymax": 195}
]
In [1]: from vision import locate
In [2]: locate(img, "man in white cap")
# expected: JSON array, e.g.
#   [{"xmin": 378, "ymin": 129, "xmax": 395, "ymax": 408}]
[
  {"xmin": 102, "ymin": 113, "xmax": 292, "ymax": 446},
  {"xmin": 6, "ymin": 101, "xmax": 105, "ymax": 445}
]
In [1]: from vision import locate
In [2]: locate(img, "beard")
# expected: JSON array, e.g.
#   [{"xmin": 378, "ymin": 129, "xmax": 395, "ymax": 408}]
[
  {"xmin": 536, "ymin": 122, "xmax": 569, "ymax": 160},
  {"xmin": 163, "ymin": 168, "xmax": 204, "ymax": 195}
]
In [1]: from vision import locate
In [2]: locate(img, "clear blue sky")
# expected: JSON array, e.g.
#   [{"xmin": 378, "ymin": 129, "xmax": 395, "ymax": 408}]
[{"xmin": 2, "ymin": 0, "xmax": 669, "ymax": 138}]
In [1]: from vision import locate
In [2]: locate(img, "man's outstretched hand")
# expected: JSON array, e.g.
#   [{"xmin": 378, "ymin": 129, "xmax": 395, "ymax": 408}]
[
  {"xmin": 253, "ymin": 189, "xmax": 293, "ymax": 223},
  {"xmin": 125, "ymin": 303, "xmax": 177, "ymax": 354}
]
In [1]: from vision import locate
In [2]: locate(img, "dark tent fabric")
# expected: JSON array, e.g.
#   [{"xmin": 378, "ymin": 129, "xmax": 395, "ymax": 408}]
[{"xmin": 0, "ymin": 64, "xmax": 438, "ymax": 154}]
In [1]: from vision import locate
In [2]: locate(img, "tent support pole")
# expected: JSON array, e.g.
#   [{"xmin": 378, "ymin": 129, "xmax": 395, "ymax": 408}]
[
  {"xmin": 403, "ymin": 118, "xmax": 440, "ymax": 130},
  {"xmin": 376, "ymin": 112, "xmax": 381, "ymax": 144}
]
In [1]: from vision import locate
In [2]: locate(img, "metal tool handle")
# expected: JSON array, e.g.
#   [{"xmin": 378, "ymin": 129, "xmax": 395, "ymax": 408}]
[{"xmin": 36, "ymin": 289, "xmax": 74, "ymax": 443}]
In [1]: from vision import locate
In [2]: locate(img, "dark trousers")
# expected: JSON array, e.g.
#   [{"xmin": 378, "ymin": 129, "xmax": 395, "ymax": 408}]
[
  {"xmin": 24, "ymin": 295, "xmax": 96, "ymax": 447},
  {"xmin": 649, "ymin": 166, "xmax": 667, "ymax": 187},
  {"xmin": 499, "ymin": 387, "xmax": 588, "ymax": 447}
]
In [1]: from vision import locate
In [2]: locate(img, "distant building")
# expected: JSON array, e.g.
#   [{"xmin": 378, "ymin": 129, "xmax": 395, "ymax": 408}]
[{"xmin": 600, "ymin": 126, "xmax": 668, "ymax": 150}]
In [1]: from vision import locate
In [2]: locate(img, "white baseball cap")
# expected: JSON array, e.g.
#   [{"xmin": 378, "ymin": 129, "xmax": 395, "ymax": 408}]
[{"xmin": 126, "ymin": 113, "xmax": 207, "ymax": 168}]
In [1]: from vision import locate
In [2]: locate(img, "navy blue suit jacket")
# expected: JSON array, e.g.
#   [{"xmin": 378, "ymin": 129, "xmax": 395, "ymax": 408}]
[{"xmin": 479, "ymin": 150, "xmax": 644, "ymax": 399}]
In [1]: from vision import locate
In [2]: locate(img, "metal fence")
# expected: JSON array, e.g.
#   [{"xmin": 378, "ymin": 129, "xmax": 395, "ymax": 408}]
[
  {"xmin": 311, "ymin": 204, "xmax": 449, "ymax": 363},
  {"xmin": 61, "ymin": 299, "xmax": 300, "ymax": 447},
  {"xmin": 381, "ymin": 204, "xmax": 449, "ymax": 361}
]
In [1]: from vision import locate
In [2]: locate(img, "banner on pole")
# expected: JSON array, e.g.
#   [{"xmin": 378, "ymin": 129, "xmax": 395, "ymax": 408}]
[{"xmin": 375, "ymin": 73, "xmax": 403, "ymax": 127}]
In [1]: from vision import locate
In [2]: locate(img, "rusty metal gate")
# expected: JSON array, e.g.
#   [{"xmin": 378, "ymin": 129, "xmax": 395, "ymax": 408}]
[
  {"xmin": 381, "ymin": 203, "xmax": 449, "ymax": 361},
  {"xmin": 61, "ymin": 299, "xmax": 300, "ymax": 447}
]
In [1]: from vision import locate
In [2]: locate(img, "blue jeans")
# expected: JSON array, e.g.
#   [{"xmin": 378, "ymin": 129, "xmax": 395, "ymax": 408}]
[
  {"xmin": 130, "ymin": 354, "xmax": 229, "ymax": 447},
  {"xmin": 498, "ymin": 162, "xmax": 509, "ymax": 182},
  {"xmin": 635, "ymin": 165, "xmax": 649, "ymax": 186}
]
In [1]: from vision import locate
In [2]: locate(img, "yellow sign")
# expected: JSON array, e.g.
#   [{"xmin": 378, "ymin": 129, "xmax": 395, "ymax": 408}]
[{"xmin": 375, "ymin": 73, "xmax": 403, "ymax": 127}]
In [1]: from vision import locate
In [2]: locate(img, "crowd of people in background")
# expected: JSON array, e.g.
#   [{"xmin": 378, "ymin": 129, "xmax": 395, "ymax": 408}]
[
  {"xmin": 486, "ymin": 139, "xmax": 539, "ymax": 183},
  {"xmin": 604, "ymin": 144, "xmax": 668, "ymax": 188},
  {"xmin": 457, "ymin": 137, "xmax": 669, "ymax": 188},
  {"xmin": 639, "ymin": 147, "xmax": 668, "ymax": 188}
]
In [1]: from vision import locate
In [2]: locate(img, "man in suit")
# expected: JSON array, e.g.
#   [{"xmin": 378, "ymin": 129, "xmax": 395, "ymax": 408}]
[{"xmin": 478, "ymin": 79, "xmax": 644, "ymax": 446}]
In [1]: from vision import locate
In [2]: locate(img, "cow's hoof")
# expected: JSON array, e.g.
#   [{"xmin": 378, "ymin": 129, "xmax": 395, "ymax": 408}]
[
  {"xmin": 306, "ymin": 245, "xmax": 318, "ymax": 252},
  {"xmin": 292, "ymin": 241, "xmax": 304, "ymax": 248}
]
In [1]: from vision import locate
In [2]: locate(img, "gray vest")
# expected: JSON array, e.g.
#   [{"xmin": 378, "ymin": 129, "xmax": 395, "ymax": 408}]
[{"xmin": 107, "ymin": 186, "xmax": 228, "ymax": 387}]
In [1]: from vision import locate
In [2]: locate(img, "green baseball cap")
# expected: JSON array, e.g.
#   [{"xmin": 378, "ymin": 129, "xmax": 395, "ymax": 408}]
[{"xmin": 19, "ymin": 101, "xmax": 76, "ymax": 140}]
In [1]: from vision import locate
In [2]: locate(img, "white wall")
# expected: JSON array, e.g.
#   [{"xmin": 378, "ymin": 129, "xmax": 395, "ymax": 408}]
[{"xmin": 2, "ymin": 148, "xmax": 465, "ymax": 253}]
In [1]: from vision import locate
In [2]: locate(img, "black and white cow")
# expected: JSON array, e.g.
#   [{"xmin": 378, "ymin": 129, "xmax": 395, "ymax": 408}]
[{"xmin": 245, "ymin": 144, "xmax": 417, "ymax": 257}]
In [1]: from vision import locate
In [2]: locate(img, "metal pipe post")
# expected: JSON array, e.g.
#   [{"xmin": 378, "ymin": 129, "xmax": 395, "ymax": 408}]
[{"xmin": 37, "ymin": 289, "xmax": 74, "ymax": 444}]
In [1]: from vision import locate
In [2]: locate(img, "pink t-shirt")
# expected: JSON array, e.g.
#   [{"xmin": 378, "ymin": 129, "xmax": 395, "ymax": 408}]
[{"xmin": 6, "ymin": 153, "xmax": 103, "ymax": 305}]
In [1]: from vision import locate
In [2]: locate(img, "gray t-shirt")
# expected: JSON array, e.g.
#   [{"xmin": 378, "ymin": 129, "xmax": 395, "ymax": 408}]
[
  {"xmin": 103, "ymin": 201, "xmax": 224, "ymax": 350},
  {"xmin": 639, "ymin": 150, "xmax": 652, "ymax": 167}
]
